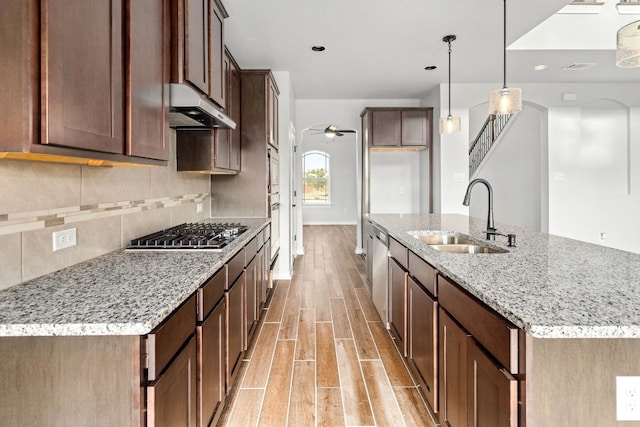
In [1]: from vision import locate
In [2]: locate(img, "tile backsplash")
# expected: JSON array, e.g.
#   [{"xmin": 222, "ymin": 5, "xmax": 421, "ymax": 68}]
[{"xmin": 0, "ymin": 131, "xmax": 211, "ymax": 290}]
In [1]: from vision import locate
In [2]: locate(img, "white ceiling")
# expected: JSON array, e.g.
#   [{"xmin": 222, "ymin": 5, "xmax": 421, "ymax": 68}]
[{"xmin": 223, "ymin": 0, "xmax": 639, "ymax": 100}]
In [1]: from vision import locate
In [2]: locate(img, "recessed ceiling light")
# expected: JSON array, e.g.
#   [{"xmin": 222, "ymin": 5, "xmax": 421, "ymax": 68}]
[
  {"xmin": 311, "ymin": 46, "xmax": 326, "ymax": 52},
  {"xmin": 533, "ymin": 64, "xmax": 548, "ymax": 71},
  {"xmin": 424, "ymin": 65, "xmax": 437, "ymax": 70}
]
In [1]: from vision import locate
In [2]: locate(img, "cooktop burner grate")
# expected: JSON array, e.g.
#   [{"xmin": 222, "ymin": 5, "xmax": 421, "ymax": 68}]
[{"xmin": 126, "ymin": 222, "xmax": 248, "ymax": 250}]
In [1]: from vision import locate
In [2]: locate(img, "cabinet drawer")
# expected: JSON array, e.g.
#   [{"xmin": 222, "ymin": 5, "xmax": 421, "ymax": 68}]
[
  {"xmin": 245, "ymin": 235, "xmax": 259, "ymax": 265},
  {"xmin": 389, "ymin": 237, "xmax": 408, "ymax": 269},
  {"xmin": 438, "ymin": 275, "xmax": 519, "ymax": 374},
  {"xmin": 228, "ymin": 248, "xmax": 245, "ymax": 288},
  {"xmin": 147, "ymin": 294, "xmax": 197, "ymax": 381},
  {"xmin": 263, "ymin": 224, "xmax": 271, "ymax": 241},
  {"xmin": 198, "ymin": 267, "xmax": 226, "ymax": 322},
  {"xmin": 408, "ymin": 251, "xmax": 437, "ymax": 297},
  {"xmin": 257, "ymin": 228, "xmax": 264, "ymax": 248}
]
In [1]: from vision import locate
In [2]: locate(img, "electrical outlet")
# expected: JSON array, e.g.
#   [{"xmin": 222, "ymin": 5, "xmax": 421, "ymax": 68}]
[
  {"xmin": 617, "ymin": 376, "xmax": 640, "ymax": 421},
  {"xmin": 399, "ymin": 186, "xmax": 405, "ymax": 195},
  {"xmin": 52, "ymin": 228, "xmax": 77, "ymax": 251},
  {"xmin": 196, "ymin": 202, "xmax": 204, "ymax": 213}
]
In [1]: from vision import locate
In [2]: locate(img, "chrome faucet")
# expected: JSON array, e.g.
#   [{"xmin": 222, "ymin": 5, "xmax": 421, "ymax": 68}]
[{"xmin": 462, "ymin": 178, "xmax": 496, "ymax": 240}]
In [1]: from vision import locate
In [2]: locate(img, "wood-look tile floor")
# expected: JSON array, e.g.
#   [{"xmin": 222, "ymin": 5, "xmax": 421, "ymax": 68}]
[{"xmin": 217, "ymin": 225, "xmax": 437, "ymax": 427}]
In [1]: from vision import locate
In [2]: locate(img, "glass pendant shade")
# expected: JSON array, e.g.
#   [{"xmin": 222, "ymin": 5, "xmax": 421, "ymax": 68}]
[
  {"xmin": 439, "ymin": 115, "xmax": 461, "ymax": 134},
  {"xmin": 489, "ymin": 0, "xmax": 522, "ymax": 116},
  {"xmin": 489, "ymin": 87, "xmax": 522, "ymax": 115},
  {"xmin": 439, "ymin": 34, "xmax": 460, "ymax": 134},
  {"xmin": 616, "ymin": 20, "xmax": 640, "ymax": 68}
]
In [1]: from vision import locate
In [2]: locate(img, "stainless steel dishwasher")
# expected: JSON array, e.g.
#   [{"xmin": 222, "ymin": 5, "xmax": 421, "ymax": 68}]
[{"xmin": 371, "ymin": 224, "xmax": 389, "ymax": 328}]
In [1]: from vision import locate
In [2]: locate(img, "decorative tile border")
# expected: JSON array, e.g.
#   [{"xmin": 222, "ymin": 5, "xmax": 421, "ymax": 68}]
[{"xmin": 0, "ymin": 193, "xmax": 210, "ymax": 236}]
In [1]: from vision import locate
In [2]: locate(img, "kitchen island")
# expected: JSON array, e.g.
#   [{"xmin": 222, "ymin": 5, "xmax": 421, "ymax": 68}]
[
  {"xmin": 368, "ymin": 213, "xmax": 640, "ymax": 427},
  {"xmin": 0, "ymin": 217, "xmax": 270, "ymax": 427}
]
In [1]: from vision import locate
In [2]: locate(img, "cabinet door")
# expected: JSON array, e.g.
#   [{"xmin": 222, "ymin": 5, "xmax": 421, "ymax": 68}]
[
  {"xmin": 467, "ymin": 341, "xmax": 518, "ymax": 427},
  {"xmin": 267, "ymin": 80, "xmax": 278, "ymax": 148},
  {"xmin": 147, "ymin": 336, "xmax": 197, "ymax": 427},
  {"xmin": 43, "ymin": 0, "xmax": 123, "ymax": 153},
  {"xmin": 401, "ymin": 110, "xmax": 428, "ymax": 147},
  {"xmin": 184, "ymin": 0, "xmax": 209, "ymax": 95},
  {"xmin": 245, "ymin": 255, "xmax": 258, "ymax": 347},
  {"xmin": 209, "ymin": 0, "xmax": 225, "ymax": 107},
  {"xmin": 408, "ymin": 276, "xmax": 438, "ymax": 413},
  {"xmin": 389, "ymin": 257, "xmax": 407, "ymax": 355},
  {"xmin": 257, "ymin": 245, "xmax": 267, "ymax": 309},
  {"xmin": 439, "ymin": 309, "xmax": 470, "ymax": 427},
  {"xmin": 214, "ymin": 128, "xmax": 231, "ymax": 169},
  {"xmin": 127, "ymin": 0, "xmax": 169, "ymax": 160},
  {"xmin": 371, "ymin": 110, "xmax": 401, "ymax": 147},
  {"xmin": 226, "ymin": 274, "xmax": 244, "ymax": 385},
  {"xmin": 366, "ymin": 234, "xmax": 374, "ymax": 290},
  {"xmin": 229, "ymin": 56, "xmax": 242, "ymax": 171},
  {"xmin": 198, "ymin": 300, "xmax": 225, "ymax": 427}
]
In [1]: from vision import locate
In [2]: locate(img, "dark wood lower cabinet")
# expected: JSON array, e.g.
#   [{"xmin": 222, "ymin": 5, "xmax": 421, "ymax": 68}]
[
  {"xmin": 147, "ymin": 336, "xmax": 197, "ymax": 427},
  {"xmin": 389, "ymin": 257, "xmax": 407, "ymax": 355},
  {"xmin": 407, "ymin": 276, "xmax": 438, "ymax": 413},
  {"xmin": 245, "ymin": 255, "xmax": 258, "ymax": 347},
  {"xmin": 227, "ymin": 273, "xmax": 244, "ymax": 387},
  {"xmin": 198, "ymin": 299, "xmax": 225, "ymax": 427},
  {"xmin": 439, "ymin": 309, "xmax": 470, "ymax": 427},
  {"xmin": 467, "ymin": 341, "xmax": 518, "ymax": 427}
]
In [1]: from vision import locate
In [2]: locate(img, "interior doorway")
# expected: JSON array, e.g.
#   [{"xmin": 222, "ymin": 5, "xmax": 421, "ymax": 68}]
[{"xmin": 295, "ymin": 124, "xmax": 361, "ymax": 253}]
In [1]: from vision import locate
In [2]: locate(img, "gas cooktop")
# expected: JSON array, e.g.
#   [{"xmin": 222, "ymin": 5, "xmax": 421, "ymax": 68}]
[{"xmin": 126, "ymin": 222, "xmax": 248, "ymax": 251}]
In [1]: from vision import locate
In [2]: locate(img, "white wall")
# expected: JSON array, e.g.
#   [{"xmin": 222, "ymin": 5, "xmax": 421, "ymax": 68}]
[
  {"xmin": 469, "ymin": 103, "xmax": 547, "ymax": 232},
  {"xmin": 370, "ymin": 152, "xmax": 421, "ymax": 213}
]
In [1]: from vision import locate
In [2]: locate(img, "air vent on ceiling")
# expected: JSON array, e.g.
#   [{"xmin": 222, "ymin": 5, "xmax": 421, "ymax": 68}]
[{"xmin": 561, "ymin": 63, "xmax": 597, "ymax": 70}]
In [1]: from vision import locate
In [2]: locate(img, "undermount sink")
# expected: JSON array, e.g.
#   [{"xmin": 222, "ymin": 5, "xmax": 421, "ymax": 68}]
[
  {"xmin": 409, "ymin": 231, "xmax": 509, "ymax": 254},
  {"xmin": 429, "ymin": 244, "xmax": 508, "ymax": 254},
  {"xmin": 415, "ymin": 234, "xmax": 476, "ymax": 245}
]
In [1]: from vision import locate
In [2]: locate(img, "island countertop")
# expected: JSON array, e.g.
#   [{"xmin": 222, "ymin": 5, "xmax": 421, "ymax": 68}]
[
  {"xmin": 0, "ymin": 218, "xmax": 270, "ymax": 337},
  {"xmin": 368, "ymin": 213, "xmax": 640, "ymax": 339}
]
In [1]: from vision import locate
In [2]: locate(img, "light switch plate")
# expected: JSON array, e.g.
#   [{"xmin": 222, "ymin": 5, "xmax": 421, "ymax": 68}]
[{"xmin": 617, "ymin": 376, "xmax": 640, "ymax": 421}]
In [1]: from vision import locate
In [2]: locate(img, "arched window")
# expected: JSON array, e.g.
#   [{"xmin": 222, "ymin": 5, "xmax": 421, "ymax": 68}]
[{"xmin": 303, "ymin": 150, "xmax": 330, "ymax": 204}]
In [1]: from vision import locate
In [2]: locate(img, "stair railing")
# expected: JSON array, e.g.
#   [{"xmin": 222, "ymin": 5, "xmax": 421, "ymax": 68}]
[{"xmin": 468, "ymin": 113, "xmax": 512, "ymax": 177}]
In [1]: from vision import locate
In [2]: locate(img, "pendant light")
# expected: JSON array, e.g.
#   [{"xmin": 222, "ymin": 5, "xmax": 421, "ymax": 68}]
[
  {"xmin": 616, "ymin": 20, "xmax": 640, "ymax": 68},
  {"xmin": 489, "ymin": 0, "xmax": 522, "ymax": 115},
  {"xmin": 439, "ymin": 35, "xmax": 461, "ymax": 134}
]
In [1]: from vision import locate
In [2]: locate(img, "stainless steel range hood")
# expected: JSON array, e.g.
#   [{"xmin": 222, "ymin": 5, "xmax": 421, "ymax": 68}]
[{"xmin": 169, "ymin": 83, "xmax": 236, "ymax": 130}]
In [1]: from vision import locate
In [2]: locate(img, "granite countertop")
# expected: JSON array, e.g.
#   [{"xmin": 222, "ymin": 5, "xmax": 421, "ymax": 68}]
[
  {"xmin": 0, "ymin": 218, "xmax": 270, "ymax": 337},
  {"xmin": 368, "ymin": 213, "xmax": 640, "ymax": 339}
]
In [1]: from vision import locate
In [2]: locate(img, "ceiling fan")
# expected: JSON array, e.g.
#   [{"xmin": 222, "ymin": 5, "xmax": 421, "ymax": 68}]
[{"xmin": 310, "ymin": 125, "xmax": 356, "ymax": 138}]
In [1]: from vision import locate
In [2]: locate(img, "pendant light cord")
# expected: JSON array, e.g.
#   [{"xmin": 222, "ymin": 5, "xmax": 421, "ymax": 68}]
[
  {"xmin": 448, "ymin": 40, "xmax": 452, "ymax": 116},
  {"xmin": 503, "ymin": 0, "xmax": 507, "ymax": 89}
]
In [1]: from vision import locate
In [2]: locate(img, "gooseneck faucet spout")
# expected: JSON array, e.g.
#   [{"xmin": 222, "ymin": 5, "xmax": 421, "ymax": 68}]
[{"xmin": 462, "ymin": 178, "xmax": 495, "ymax": 239}]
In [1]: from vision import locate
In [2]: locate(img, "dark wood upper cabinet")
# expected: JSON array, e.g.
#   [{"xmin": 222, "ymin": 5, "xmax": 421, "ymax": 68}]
[
  {"xmin": 362, "ymin": 107, "xmax": 433, "ymax": 151},
  {"xmin": 228, "ymin": 51, "xmax": 242, "ymax": 171},
  {"xmin": 127, "ymin": 0, "xmax": 170, "ymax": 161},
  {"xmin": 42, "ymin": 0, "xmax": 124, "ymax": 154},
  {"xmin": 209, "ymin": 0, "xmax": 226, "ymax": 108},
  {"xmin": 173, "ymin": 0, "xmax": 228, "ymax": 109},
  {"xmin": 176, "ymin": 48, "xmax": 240, "ymax": 174},
  {"xmin": 0, "ymin": 0, "xmax": 168, "ymax": 165},
  {"xmin": 401, "ymin": 110, "xmax": 430, "ymax": 146},
  {"xmin": 371, "ymin": 110, "xmax": 401, "ymax": 147}
]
